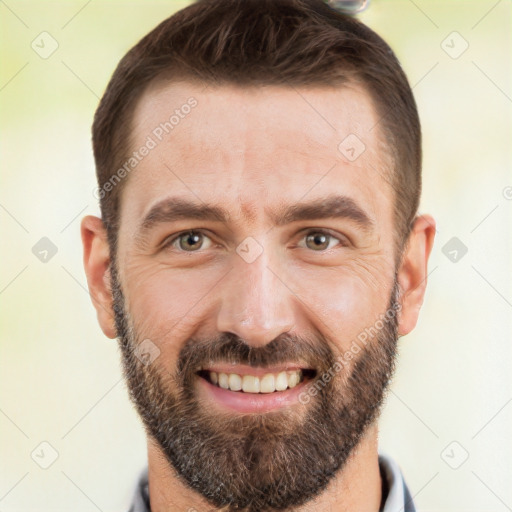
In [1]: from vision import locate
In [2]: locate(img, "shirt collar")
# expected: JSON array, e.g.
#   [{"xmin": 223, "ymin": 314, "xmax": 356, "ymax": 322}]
[{"xmin": 379, "ymin": 452, "xmax": 416, "ymax": 512}]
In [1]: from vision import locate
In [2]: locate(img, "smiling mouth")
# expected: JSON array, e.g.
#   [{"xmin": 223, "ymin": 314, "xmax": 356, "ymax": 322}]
[{"xmin": 196, "ymin": 368, "xmax": 317, "ymax": 394}]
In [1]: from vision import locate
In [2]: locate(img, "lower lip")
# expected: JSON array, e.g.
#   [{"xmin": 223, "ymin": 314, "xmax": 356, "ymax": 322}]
[{"xmin": 196, "ymin": 375, "xmax": 309, "ymax": 413}]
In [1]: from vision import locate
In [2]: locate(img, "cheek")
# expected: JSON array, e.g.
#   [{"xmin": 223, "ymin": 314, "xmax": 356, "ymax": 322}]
[
  {"xmin": 124, "ymin": 262, "xmax": 223, "ymax": 352},
  {"xmin": 290, "ymin": 263, "xmax": 392, "ymax": 351}
]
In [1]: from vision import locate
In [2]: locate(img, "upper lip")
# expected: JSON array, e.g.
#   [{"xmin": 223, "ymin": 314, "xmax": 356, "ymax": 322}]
[{"xmin": 199, "ymin": 363, "xmax": 311, "ymax": 377}]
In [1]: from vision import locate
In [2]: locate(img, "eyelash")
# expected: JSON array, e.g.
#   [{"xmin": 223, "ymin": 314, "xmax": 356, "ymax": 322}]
[{"xmin": 161, "ymin": 229, "xmax": 348, "ymax": 253}]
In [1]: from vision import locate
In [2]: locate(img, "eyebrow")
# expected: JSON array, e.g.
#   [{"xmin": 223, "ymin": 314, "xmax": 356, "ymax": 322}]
[
  {"xmin": 137, "ymin": 194, "xmax": 374, "ymax": 236},
  {"xmin": 270, "ymin": 195, "xmax": 373, "ymax": 230}
]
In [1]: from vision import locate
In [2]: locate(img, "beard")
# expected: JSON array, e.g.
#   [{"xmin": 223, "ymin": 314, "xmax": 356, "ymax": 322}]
[{"xmin": 111, "ymin": 264, "xmax": 400, "ymax": 511}]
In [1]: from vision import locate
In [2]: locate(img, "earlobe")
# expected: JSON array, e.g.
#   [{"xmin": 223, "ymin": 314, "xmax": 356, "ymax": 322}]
[
  {"xmin": 81, "ymin": 215, "xmax": 117, "ymax": 339},
  {"xmin": 397, "ymin": 215, "xmax": 436, "ymax": 336}
]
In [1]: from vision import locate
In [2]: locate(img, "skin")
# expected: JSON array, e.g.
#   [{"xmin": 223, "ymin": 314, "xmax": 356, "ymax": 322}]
[{"xmin": 81, "ymin": 81, "xmax": 435, "ymax": 511}]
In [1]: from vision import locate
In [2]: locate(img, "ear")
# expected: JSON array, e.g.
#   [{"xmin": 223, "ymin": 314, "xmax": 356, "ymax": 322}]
[
  {"xmin": 81, "ymin": 215, "xmax": 117, "ymax": 339},
  {"xmin": 397, "ymin": 215, "xmax": 436, "ymax": 336}
]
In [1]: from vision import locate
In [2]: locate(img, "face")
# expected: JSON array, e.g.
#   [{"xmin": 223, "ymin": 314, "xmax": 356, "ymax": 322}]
[{"xmin": 110, "ymin": 81, "xmax": 402, "ymax": 510}]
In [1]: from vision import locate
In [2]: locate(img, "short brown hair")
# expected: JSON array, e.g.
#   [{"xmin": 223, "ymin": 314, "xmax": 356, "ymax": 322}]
[{"xmin": 92, "ymin": 0, "xmax": 421, "ymax": 252}]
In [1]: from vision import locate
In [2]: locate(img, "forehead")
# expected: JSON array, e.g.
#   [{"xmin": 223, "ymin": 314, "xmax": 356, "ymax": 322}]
[{"xmin": 120, "ymin": 80, "xmax": 394, "ymax": 234}]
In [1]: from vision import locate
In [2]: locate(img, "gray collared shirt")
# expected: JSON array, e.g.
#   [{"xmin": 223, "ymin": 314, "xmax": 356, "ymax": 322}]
[{"xmin": 128, "ymin": 452, "xmax": 416, "ymax": 512}]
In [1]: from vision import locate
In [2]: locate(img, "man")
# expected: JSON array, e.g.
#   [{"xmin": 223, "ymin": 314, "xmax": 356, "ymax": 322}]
[{"xmin": 81, "ymin": 0, "xmax": 435, "ymax": 510}]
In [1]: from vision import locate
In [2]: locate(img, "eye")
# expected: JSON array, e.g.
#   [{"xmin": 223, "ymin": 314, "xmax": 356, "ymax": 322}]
[
  {"xmin": 299, "ymin": 230, "xmax": 345, "ymax": 251},
  {"xmin": 164, "ymin": 230, "xmax": 213, "ymax": 252}
]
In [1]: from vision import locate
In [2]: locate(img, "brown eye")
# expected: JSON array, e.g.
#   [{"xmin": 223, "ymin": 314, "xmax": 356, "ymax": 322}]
[
  {"xmin": 302, "ymin": 231, "xmax": 341, "ymax": 251},
  {"xmin": 170, "ymin": 231, "xmax": 212, "ymax": 252}
]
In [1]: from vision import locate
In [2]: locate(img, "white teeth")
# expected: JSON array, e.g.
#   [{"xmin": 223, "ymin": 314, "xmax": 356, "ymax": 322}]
[
  {"xmin": 287, "ymin": 371, "xmax": 300, "ymax": 388},
  {"xmin": 242, "ymin": 375, "xmax": 260, "ymax": 393},
  {"xmin": 218, "ymin": 373, "xmax": 229, "ymax": 389},
  {"xmin": 275, "ymin": 371, "xmax": 288, "ymax": 391},
  {"xmin": 207, "ymin": 370, "xmax": 303, "ymax": 393},
  {"xmin": 260, "ymin": 374, "xmax": 275, "ymax": 393},
  {"xmin": 228, "ymin": 373, "xmax": 242, "ymax": 391}
]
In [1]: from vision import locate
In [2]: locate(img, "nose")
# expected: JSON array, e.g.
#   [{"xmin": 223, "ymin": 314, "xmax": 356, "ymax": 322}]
[{"xmin": 216, "ymin": 248, "xmax": 295, "ymax": 348}]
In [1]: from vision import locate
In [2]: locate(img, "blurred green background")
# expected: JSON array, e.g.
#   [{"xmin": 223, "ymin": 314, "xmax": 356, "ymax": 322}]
[{"xmin": 1, "ymin": 1, "xmax": 511, "ymax": 510}]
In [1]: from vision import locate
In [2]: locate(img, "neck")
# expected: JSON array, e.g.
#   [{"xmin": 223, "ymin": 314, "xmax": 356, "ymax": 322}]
[{"xmin": 147, "ymin": 422, "xmax": 382, "ymax": 512}]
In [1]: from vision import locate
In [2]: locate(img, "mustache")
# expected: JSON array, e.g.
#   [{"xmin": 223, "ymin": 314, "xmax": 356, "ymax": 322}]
[{"xmin": 176, "ymin": 331, "xmax": 336, "ymax": 381}]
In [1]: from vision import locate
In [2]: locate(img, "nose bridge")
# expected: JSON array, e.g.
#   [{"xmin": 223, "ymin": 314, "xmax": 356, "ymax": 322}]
[{"xmin": 216, "ymin": 248, "xmax": 294, "ymax": 347}]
